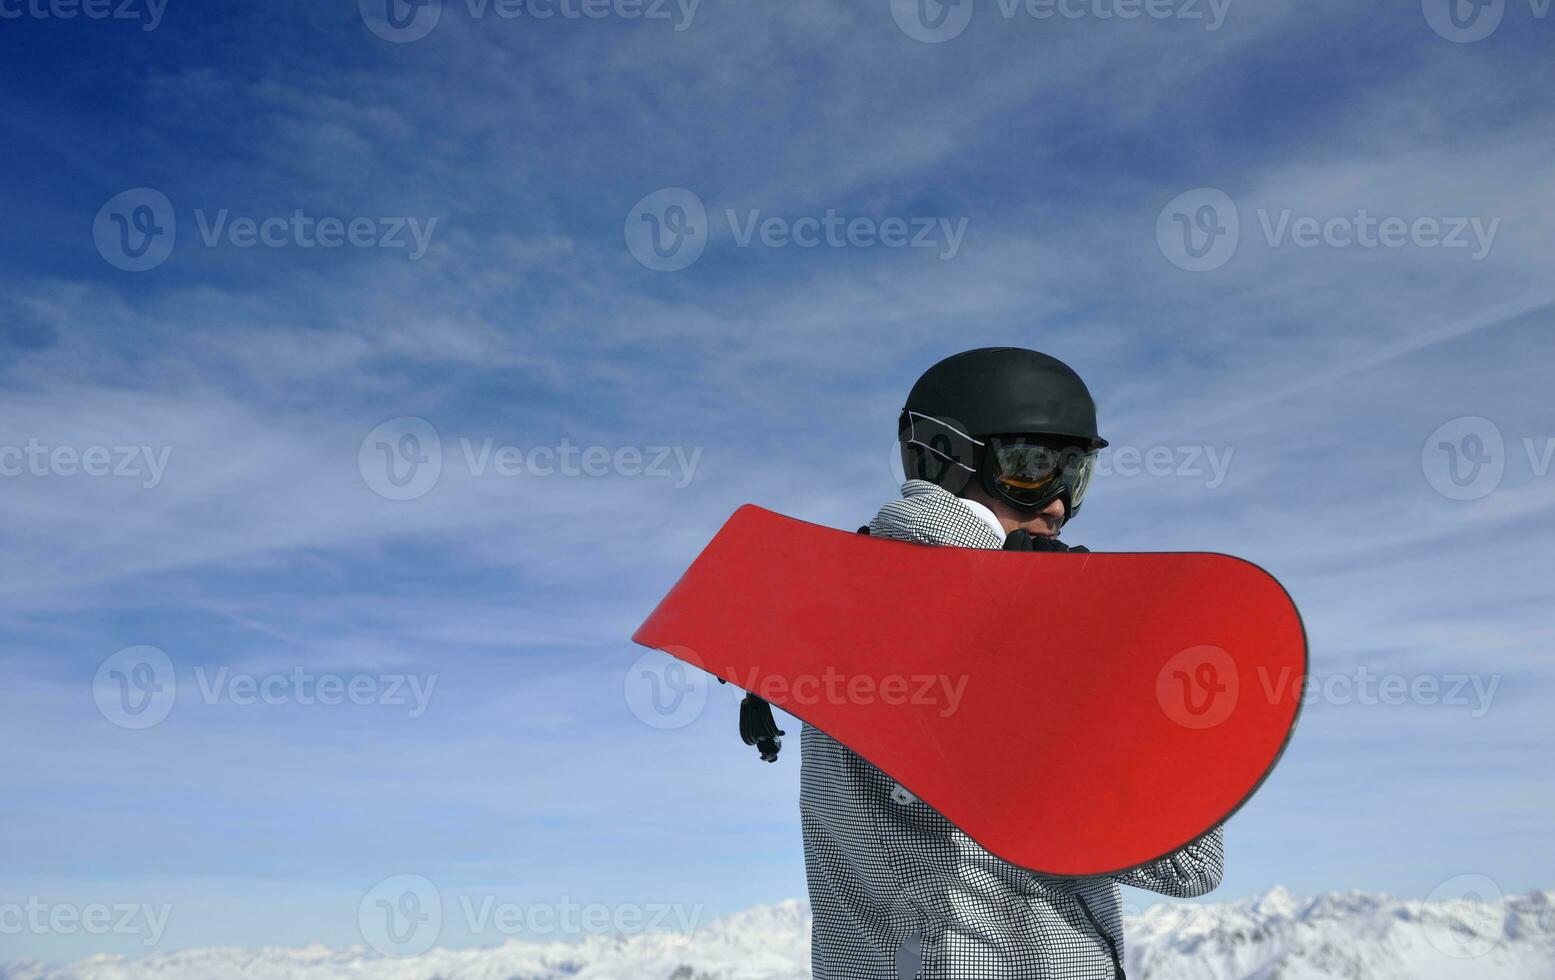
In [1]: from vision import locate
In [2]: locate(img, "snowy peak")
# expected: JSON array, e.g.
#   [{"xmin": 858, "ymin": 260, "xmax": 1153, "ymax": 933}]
[
  {"xmin": 701, "ymin": 897, "xmax": 809, "ymax": 939},
  {"xmin": 1130, "ymin": 887, "xmax": 1555, "ymax": 980}
]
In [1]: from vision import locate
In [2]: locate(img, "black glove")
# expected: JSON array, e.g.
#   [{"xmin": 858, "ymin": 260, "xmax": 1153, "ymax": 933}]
[
  {"xmin": 1003, "ymin": 529, "xmax": 1088, "ymax": 553},
  {"xmin": 739, "ymin": 693, "xmax": 785, "ymax": 763}
]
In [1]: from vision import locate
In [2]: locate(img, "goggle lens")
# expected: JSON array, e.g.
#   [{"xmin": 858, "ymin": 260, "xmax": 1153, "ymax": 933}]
[{"xmin": 990, "ymin": 441, "xmax": 1097, "ymax": 510}]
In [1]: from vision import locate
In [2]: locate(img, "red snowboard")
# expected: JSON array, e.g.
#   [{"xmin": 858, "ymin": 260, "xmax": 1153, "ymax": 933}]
[{"xmin": 633, "ymin": 505, "xmax": 1305, "ymax": 877}]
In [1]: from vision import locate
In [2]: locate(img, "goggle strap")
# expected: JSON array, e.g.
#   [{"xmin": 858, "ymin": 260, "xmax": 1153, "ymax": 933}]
[{"xmin": 902, "ymin": 410, "xmax": 982, "ymax": 474}]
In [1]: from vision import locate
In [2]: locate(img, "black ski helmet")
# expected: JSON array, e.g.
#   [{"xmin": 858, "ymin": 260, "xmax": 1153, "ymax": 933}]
[{"xmin": 898, "ymin": 347, "xmax": 1107, "ymax": 517}]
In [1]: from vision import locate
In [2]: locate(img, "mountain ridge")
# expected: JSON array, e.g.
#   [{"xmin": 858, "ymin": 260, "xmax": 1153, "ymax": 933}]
[{"xmin": 4, "ymin": 888, "xmax": 1551, "ymax": 979}]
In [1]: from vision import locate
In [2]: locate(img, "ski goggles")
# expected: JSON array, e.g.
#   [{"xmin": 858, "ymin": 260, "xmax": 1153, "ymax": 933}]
[{"xmin": 982, "ymin": 437, "xmax": 1098, "ymax": 514}]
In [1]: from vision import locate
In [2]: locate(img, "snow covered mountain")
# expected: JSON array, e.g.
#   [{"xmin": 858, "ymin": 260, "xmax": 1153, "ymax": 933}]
[
  {"xmin": 1126, "ymin": 886, "xmax": 1554, "ymax": 980},
  {"xmin": 4, "ymin": 888, "xmax": 1551, "ymax": 980}
]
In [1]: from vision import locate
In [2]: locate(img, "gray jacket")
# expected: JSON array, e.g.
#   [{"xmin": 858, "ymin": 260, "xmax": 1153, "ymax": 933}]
[{"xmin": 800, "ymin": 481, "xmax": 1223, "ymax": 980}]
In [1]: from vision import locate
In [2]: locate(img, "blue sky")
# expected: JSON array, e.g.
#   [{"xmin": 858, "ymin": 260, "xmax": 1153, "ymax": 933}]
[{"xmin": 3, "ymin": 0, "xmax": 1554, "ymax": 964}]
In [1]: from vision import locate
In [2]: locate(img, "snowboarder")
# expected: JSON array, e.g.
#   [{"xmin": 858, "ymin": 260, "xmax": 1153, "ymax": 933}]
[{"xmin": 801, "ymin": 347, "xmax": 1225, "ymax": 980}]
